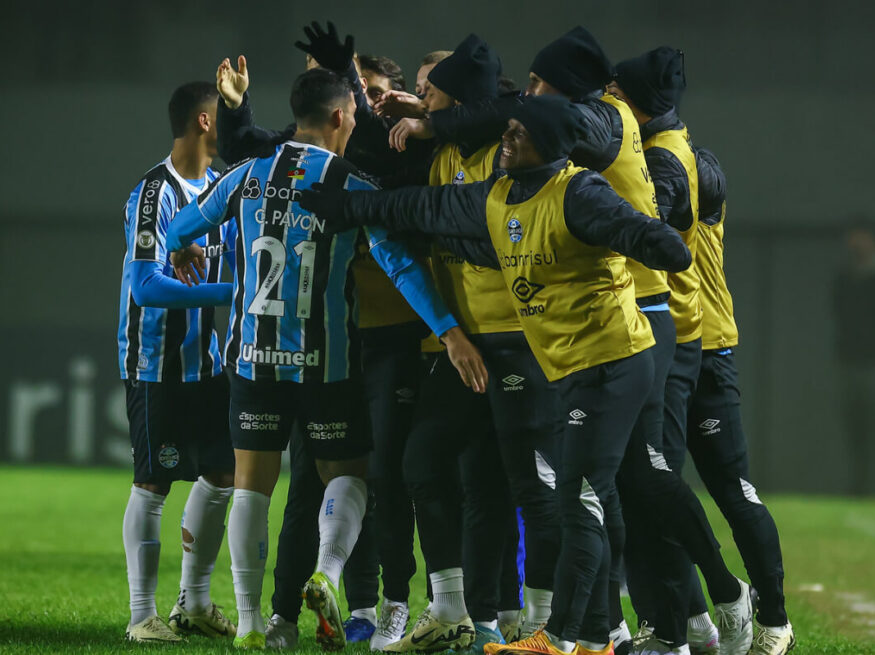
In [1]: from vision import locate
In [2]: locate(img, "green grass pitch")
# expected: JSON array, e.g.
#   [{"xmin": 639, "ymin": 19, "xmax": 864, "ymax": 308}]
[{"xmin": 1, "ymin": 466, "xmax": 874, "ymax": 654}]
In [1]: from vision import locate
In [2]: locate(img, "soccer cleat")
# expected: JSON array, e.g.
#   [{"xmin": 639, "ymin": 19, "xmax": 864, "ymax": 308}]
[
  {"xmin": 383, "ymin": 609, "xmax": 475, "ymax": 652},
  {"xmin": 234, "ymin": 630, "xmax": 267, "ymax": 650},
  {"xmin": 686, "ymin": 617, "xmax": 718, "ymax": 654},
  {"xmin": 519, "ymin": 619, "xmax": 548, "ymax": 640},
  {"xmin": 747, "ymin": 622, "xmax": 795, "ymax": 655},
  {"xmin": 345, "ymin": 615, "xmax": 377, "ymax": 642},
  {"xmin": 629, "ymin": 636, "xmax": 689, "ymax": 654},
  {"xmin": 611, "ymin": 621, "xmax": 633, "ymax": 655},
  {"xmin": 713, "ymin": 579, "xmax": 753, "ymax": 655},
  {"xmin": 168, "ymin": 601, "xmax": 236, "ymax": 638},
  {"xmin": 265, "ymin": 614, "xmax": 299, "ymax": 649},
  {"xmin": 465, "ymin": 623, "xmax": 506, "ymax": 654},
  {"xmin": 630, "ymin": 622, "xmax": 655, "ymax": 651},
  {"xmin": 125, "ymin": 615, "xmax": 184, "ymax": 642},
  {"xmin": 483, "ymin": 630, "xmax": 577, "ymax": 655},
  {"xmin": 371, "ymin": 602, "xmax": 410, "ymax": 651},
  {"xmin": 499, "ymin": 617, "xmax": 522, "ymax": 645},
  {"xmin": 304, "ymin": 572, "xmax": 346, "ymax": 651}
]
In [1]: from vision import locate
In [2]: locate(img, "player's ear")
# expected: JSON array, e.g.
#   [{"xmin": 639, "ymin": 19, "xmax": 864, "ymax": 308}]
[
  {"xmin": 330, "ymin": 107, "xmax": 343, "ymax": 129},
  {"xmin": 196, "ymin": 111, "xmax": 211, "ymax": 134}
]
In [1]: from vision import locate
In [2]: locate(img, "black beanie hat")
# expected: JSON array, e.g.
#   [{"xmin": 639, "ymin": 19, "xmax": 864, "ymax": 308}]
[
  {"xmin": 613, "ymin": 46, "xmax": 686, "ymax": 117},
  {"xmin": 510, "ymin": 94, "xmax": 587, "ymax": 163},
  {"xmin": 427, "ymin": 34, "xmax": 501, "ymax": 104},
  {"xmin": 530, "ymin": 26, "xmax": 612, "ymax": 100}
]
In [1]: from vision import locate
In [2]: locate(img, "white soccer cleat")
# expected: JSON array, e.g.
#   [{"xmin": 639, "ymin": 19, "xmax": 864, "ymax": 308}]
[
  {"xmin": 630, "ymin": 636, "xmax": 690, "ymax": 655},
  {"xmin": 611, "ymin": 620, "xmax": 633, "ymax": 655},
  {"xmin": 371, "ymin": 601, "xmax": 410, "ymax": 651},
  {"xmin": 126, "ymin": 615, "xmax": 184, "ymax": 642},
  {"xmin": 713, "ymin": 579, "xmax": 753, "ymax": 655},
  {"xmin": 168, "ymin": 601, "xmax": 236, "ymax": 638},
  {"xmin": 747, "ymin": 622, "xmax": 795, "ymax": 655},
  {"xmin": 383, "ymin": 609, "xmax": 475, "ymax": 652},
  {"xmin": 265, "ymin": 614, "xmax": 299, "ymax": 649},
  {"xmin": 687, "ymin": 615, "xmax": 718, "ymax": 654}
]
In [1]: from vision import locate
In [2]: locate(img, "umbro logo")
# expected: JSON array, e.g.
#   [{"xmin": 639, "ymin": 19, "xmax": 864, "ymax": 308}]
[
  {"xmin": 568, "ymin": 409, "xmax": 587, "ymax": 425},
  {"xmin": 502, "ymin": 374, "xmax": 525, "ymax": 391},
  {"xmin": 699, "ymin": 418, "xmax": 721, "ymax": 435}
]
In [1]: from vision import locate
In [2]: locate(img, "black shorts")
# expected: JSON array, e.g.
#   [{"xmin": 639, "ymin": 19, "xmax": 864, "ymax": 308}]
[
  {"xmin": 125, "ymin": 375, "xmax": 235, "ymax": 484},
  {"xmin": 228, "ymin": 372, "xmax": 372, "ymax": 460}
]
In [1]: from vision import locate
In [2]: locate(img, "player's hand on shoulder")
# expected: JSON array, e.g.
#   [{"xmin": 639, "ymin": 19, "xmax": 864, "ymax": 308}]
[
  {"xmin": 294, "ymin": 21, "xmax": 354, "ymax": 73},
  {"xmin": 441, "ymin": 326, "xmax": 489, "ymax": 394},
  {"xmin": 388, "ymin": 118, "xmax": 434, "ymax": 152},
  {"xmin": 216, "ymin": 55, "xmax": 249, "ymax": 109},
  {"xmin": 374, "ymin": 90, "xmax": 427, "ymax": 119},
  {"xmin": 171, "ymin": 244, "xmax": 206, "ymax": 287}
]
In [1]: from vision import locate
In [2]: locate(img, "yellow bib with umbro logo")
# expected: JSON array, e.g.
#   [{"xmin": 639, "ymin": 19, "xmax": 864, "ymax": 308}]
[
  {"xmin": 643, "ymin": 126, "xmax": 702, "ymax": 342},
  {"xmin": 599, "ymin": 93, "xmax": 669, "ymax": 299},
  {"xmin": 484, "ymin": 163, "xmax": 655, "ymax": 382},
  {"xmin": 428, "ymin": 142, "xmax": 521, "ymax": 335},
  {"xmin": 697, "ymin": 202, "xmax": 738, "ymax": 349}
]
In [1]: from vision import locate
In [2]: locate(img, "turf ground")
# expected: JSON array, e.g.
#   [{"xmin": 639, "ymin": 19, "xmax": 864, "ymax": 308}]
[{"xmin": 0, "ymin": 466, "xmax": 873, "ymax": 654}]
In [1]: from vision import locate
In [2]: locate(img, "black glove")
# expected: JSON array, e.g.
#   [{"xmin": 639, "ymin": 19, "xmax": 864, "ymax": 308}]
[
  {"xmin": 294, "ymin": 21, "xmax": 354, "ymax": 73},
  {"xmin": 299, "ymin": 183, "xmax": 356, "ymax": 234}
]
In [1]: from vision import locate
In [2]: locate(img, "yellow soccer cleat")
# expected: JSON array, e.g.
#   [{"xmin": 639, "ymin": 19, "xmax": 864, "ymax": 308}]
[
  {"xmin": 484, "ymin": 630, "xmax": 580, "ymax": 655},
  {"xmin": 303, "ymin": 571, "xmax": 346, "ymax": 651},
  {"xmin": 234, "ymin": 630, "xmax": 267, "ymax": 650},
  {"xmin": 168, "ymin": 601, "xmax": 236, "ymax": 638}
]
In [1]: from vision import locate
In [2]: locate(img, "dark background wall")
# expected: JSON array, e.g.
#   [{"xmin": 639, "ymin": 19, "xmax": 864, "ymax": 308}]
[{"xmin": 1, "ymin": 0, "xmax": 873, "ymax": 493}]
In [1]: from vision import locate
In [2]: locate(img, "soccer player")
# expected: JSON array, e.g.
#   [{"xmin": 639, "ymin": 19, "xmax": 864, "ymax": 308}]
[
  {"xmin": 215, "ymin": 36, "xmax": 439, "ymax": 649},
  {"xmin": 610, "ymin": 48, "xmax": 746, "ymax": 655},
  {"xmin": 117, "ymin": 81, "xmax": 237, "ymax": 643},
  {"xmin": 299, "ymin": 93, "xmax": 754, "ymax": 655},
  {"xmin": 165, "ymin": 68, "xmax": 486, "ymax": 650},
  {"xmin": 687, "ymin": 146, "xmax": 795, "ymax": 655}
]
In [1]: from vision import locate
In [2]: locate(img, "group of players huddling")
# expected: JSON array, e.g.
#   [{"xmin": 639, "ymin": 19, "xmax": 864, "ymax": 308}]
[{"xmin": 116, "ymin": 19, "xmax": 794, "ymax": 655}]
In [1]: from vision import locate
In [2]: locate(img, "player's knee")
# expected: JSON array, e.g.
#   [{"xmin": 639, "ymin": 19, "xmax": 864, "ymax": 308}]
[
  {"xmin": 202, "ymin": 471, "xmax": 235, "ymax": 489},
  {"xmin": 316, "ymin": 456, "xmax": 368, "ymax": 485},
  {"xmin": 134, "ymin": 481, "xmax": 171, "ymax": 496}
]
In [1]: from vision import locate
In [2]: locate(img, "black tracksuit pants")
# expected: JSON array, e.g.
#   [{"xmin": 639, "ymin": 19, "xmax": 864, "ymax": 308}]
[
  {"xmin": 687, "ymin": 349, "xmax": 787, "ymax": 627},
  {"xmin": 405, "ymin": 331, "xmax": 560, "ymax": 622},
  {"xmin": 550, "ymin": 341, "xmax": 739, "ymax": 646}
]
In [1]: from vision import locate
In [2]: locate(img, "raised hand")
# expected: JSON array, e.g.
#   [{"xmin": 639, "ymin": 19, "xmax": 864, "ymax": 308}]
[
  {"xmin": 388, "ymin": 118, "xmax": 434, "ymax": 152},
  {"xmin": 374, "ymin": 90, "xmax": 427, "ymax": 119},
  {"xmin": 294, "ymin": 21, "xmax": 354, "ymax": 73},
  {"xmin": 216, "ymin": 55, "xmax": 249, "ymax": 109}
]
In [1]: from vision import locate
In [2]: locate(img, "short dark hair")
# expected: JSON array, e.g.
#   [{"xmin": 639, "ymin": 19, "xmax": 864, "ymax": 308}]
[
  {"xmin": 290, "ymin": 68, "xmax": 355, "ymax": 127},
  {"xmin": 359, "ymin": 54, "xmax": 406, "ymax": 91},
  {"xmin": 168, "ymin": 82, "xmax": 218, "ymax": 139}
]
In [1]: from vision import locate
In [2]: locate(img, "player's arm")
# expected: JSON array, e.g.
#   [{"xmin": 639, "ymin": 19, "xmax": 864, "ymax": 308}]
[
  {"xmin": 563, "ymin": 169, "xmax": 691, "ymax": 273},
  {"xmin": 428, "ymin": 95, "xmax": 520, "ymax": 151},
  {"xmin": 128, "ymin": 186, "xmax": 231, "ymax": 308},
  {"xmin": 694, "ymin": 146, "xmax": 727, "ymax": 226},
  {"xmin": 166, "ymin": 161, "xmax": 252, "ymax": 252},
  {"xmin": 299, "ymin": 176, "xmax": 495, "ymax": 239},
  {"xmin": 568, "ymin": 100, "xmax": 616, "ymax": 169},
  {"xmin": 216, "ymin": 55, "xmax": 292, "ymax": 163},
  {"xmin": 366, "ymin": 225, "xmax": 488, "ymax": 393},
  {"xmin": 295, "ymin": 21, "xmax": 369, "ymax": 113},
  {"xmin": 645, "ymin": 147, "xmax": 693, "ymax": 231}
]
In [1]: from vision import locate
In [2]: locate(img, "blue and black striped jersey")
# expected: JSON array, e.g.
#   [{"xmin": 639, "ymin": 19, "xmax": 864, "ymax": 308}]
[
  {"xmin": 178, "ymin": 140, "xmax": 456, "ymax": 383},
  {"xmin": 117, "ymin": 156, "xmax": 235, "ymax": 382}
]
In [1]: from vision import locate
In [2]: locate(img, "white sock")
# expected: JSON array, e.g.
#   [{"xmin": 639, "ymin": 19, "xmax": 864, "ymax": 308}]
[
  {"xmin": 498, "ymin": 610, "xmax": 520, "ymax": 624},
  {"xmin": 545, "ymin": 630, "xmax": 576, "ymax": 653},
  {"xmin": 316, "ymin": 476, "xmax": 368, "ymax": 589},
  {"xmin": 123, "ymin": 485, "xmax": 166, "ymax": 625},
  {"xmin": 228, "ymin": 489, "xmax": 270, "ymax": 635},
  {"xmin": 429, "ymin": 568, "xmax": 467, "ymax": 622},
  {"xmin": 610, "ymin": 619, "xmax": 631, "ymax": 643},
  {"xmin": 688, "ymin": 611, "xmax": 716, "ymax": 632},
  {"xmin": 576, "ymin": 638, "xmax": 609, "ymax": 652},
  {"xmin": 178, "ymin": 477, "xmax": 233, "ymax": 613},
  {"xmin": 351, "ymin": 606, "xmax": 377, "ymax": 624},
  {"xmin": 476, "ymin": 619, "xmax": 499, "ymax": 631},
  {"xmin": 523, "ymin": 586, "xmax": 553, "ymax": 627}
]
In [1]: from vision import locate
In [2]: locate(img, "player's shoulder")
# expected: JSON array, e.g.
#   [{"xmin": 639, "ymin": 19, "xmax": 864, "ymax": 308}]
[{"xmin": 126, "ymin": 160, "xmax": 176, "ymax": 211}]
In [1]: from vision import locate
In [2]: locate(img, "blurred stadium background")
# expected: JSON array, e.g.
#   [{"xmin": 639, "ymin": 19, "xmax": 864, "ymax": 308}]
[{"xmin": 1, "ymin": 0, "xmax": 874, "ymax": 491}]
